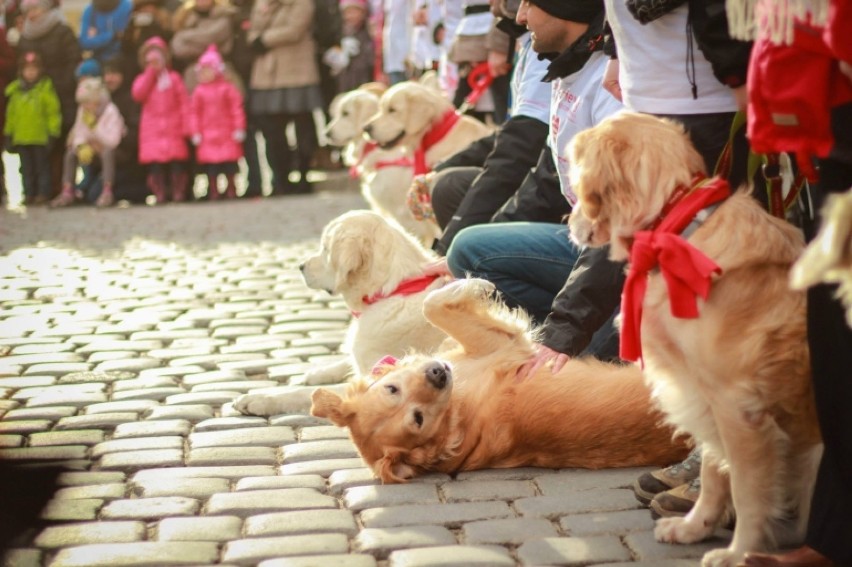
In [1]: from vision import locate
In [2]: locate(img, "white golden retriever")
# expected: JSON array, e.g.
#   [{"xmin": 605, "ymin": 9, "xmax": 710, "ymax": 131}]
[
  {"xmin": 234, "ymin": 210, "xmax": 448, "ymax": 416},
  {"xmin": 326, "ymin": 87, "xmax": 440, "ymax": 246},
  {"xmin": 567, "ymin": 112, "xmax": 822, "ymax": 567}
]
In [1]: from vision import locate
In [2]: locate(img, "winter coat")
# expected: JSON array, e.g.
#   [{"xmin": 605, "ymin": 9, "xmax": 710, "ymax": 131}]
[
  {"xmin": 18, "ymin": 18, "xmax": 81, "ymax": 132},
  {"xmin": 131, "ymin": 66, "xmax": 190, "ymax": 163},
  {"xmin": 68, "ymin": 102, "xmax": 126, "ymax": 151},
  {"xmin": 0, "ymin": 34, "xmax": 16, "ymax": 143},
  {"xmin": 121, "ymin": 5, "xmax": 173, "ymax": 78},
  {"xmin": 189, "ymin": 76, "xmax": 245, "ymax": 163},
  {"xmin": 247, "ymin": 0, "xmax": 319, "ymax": 90},
  {"xmin": 78, "ymin": 0, "xmax": 134, "ymax": 63},
  {"xmin": 110, "ymin": 83, "xmax": 141, "ymax": 166},
  {"xmin": 4, "ymin": 78, "xmax": 62, "ymax": 145},
  {"xmin": 336, "ymin": 26, "xmax": 374, "ymax": 93},
  {"xmin": 171, "ymin": 3, "xmax": 237, "ymax": 69}
]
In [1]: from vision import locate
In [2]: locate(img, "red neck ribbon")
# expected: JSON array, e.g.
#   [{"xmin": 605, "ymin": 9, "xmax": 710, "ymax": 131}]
[
  {"xmin": 359, "ymin": 273, "xmax": 442, "ymax": 309},
  {"xmin": 413, "ymin": 110, "xmax": 461, "ymax": 175},
  {"xmin": 349, "ymin": 141, "xmax": 415, "ymax": 178},
  {"xmin": 620, "ymin": 176, "xmax": 731, "ymax": 364}
]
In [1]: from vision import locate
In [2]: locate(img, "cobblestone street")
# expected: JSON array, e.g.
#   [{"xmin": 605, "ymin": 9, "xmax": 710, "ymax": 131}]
[{"xmin": 0, "ymin": 182, "xmax": 726, "ymax": 566}]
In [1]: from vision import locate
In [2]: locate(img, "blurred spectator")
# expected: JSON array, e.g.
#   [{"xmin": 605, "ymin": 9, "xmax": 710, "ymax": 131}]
[
  {"xmin": 132, "ymin": 36, "xmax": 190, "ymax": 203},
  {"xmin": 334, "ymin": 0, "xmax": 374, "ymax": 93},
  {"xmin": 121, "ymin": 0, "xmax": 173, "ymax": 78},
  {"xmin": 52, "ymin": 76, "xmax": 126, "ymax": 207},
  {"xmin": 382, "ymin": 0, "xmax": 411, "ymax": 85},
  {"xmin": 0, "ymin": 20, "xmax": 15, "ymax": 206},
  {"xmin": 78, "ymin": 0, "xmax": 133, "ymax": 65},
  {"xmin": 75, "ymin": 58, "xmax": 103, "ymax": 80},
  {"xmin": 4, "ymin": 51, "xmax": 61, "ymax": 206},
  {"xmin": 189, "ymin": 44, "xmax": 245, "ymax": 199},
  {"xmin": 170, "ymin": 0, "xmax": 236, "ymax": 80}
]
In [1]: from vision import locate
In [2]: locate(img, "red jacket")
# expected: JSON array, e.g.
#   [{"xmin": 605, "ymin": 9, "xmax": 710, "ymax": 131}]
[
  {"xmin": 189, "ymin": 76, "xmax": 245, "ymax": 164},
  {"xmin": 132, "ymin": 66, "xmax": 190, "ymax": 164}
]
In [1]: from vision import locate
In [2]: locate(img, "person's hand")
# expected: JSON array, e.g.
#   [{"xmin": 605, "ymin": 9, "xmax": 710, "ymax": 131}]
[
  {"xmin": 87, "ymin": 26, "xmax": 97, "ymax": 38},
  {"xmin": 232, "ymin": 129, "xmax": 246, "ymax": 142},
  {"xmin": 145, "ymin": 49, "xmax": 165, "ymax": 71},
  {"xmin": 422, "ymin": 257, "xmax": 450, "ymax": 277},
  {"xmin": 250, "ymin": 36, "xmax": 268, "ymax": 54},
  {"xmin": 191, "ymin": 134, "xmax": 202, "ymax": 146},
  {"xmin": 487, "ymin": 50, "xmax": 511, "ymax": 77},
  {"xmin": 602, "ymin": 58, "xmax": 622, "ymax": 102},
  {"xmin": 515, "ymin": 343, "xmax": 571, "ymax": 382},
  {"xmin": 732, "ymin": 85, "xmax": 747, "ymax": 112}
]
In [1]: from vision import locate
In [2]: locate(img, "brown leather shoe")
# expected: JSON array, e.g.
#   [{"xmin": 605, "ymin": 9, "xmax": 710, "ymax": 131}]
[{"xmin": 740, "ymin": 546, "xmax": 836, "ymax": 567}]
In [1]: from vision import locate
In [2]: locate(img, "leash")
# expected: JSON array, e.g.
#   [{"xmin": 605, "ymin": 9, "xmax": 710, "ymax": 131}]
[{"xmin": 457, "ymin": 62, "xmax": 494, "ymax": 115}]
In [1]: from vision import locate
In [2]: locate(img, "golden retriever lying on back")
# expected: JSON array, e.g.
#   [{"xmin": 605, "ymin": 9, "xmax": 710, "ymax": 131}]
[
  {"xmin": 311, "ymin": 278, "xmax": 689, "ymax": 483},
  {"xmin": 567, "ymin": 112, "xmax": 822, "ymax": 567}
]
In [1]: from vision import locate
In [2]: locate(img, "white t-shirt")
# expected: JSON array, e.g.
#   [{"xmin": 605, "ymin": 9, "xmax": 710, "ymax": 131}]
[
  {"xmin": 510, "ymin": 34, "xmax": 552, "ymax": 123},
  {"xmin": 549, "ymin": 51, "xmax": 624, "ymax": 205},
  {"xmin": 383, "ymin": 0, "xmax": 412, "ymax": 73},
  {"xmin": 604, "ymin": 0, "xmax": 737, "ymax": 114}
]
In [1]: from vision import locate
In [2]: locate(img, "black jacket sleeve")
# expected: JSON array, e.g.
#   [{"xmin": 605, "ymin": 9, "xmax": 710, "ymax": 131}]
[
  {"xmin": 539, "ymin": 245, "xmax": 626, "ymax": 356},
  {"xmin": 687, "ymin": 0, "xmax": 752, "ymax": 88},
  {"xmin": 434, "ymin": 130, "xmax": 499, "ymax": 172},
  {"xmin": 434, "ymin": 115, "xmax": 548, "ymax": 254},
  {"xmin": 491, "ymin": 146, "xmax": 571, "ymax": 223}
]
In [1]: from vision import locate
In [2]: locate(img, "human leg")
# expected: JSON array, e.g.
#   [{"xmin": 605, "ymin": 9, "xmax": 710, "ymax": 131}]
[
  {"xmin": 49, "ymin": 146, "xmax": 76, "ymax": 207},
  {"xmin": 257, "ymin": 113, "xmax": 293, "ymax": 194},
  {"xmin": 170, "ymin": 162, "xmax": 189, "ymax": 202},
  {"xmin": 147, "ymin": 163, "xmax": 168, "ymax": 204},
  {"xmin": 430, "ymin": 166, "xmax": 480, "ymax": 230},
  {"xmin": 293, "ymin": 111, "xmax": 318, "ymax": 193},
  {"xmin": 446, "ymin": 222, "xmax": 580, "ymax": 323},
  {"xmin": 95, "ymin": 148, "xmax": 116, "ymax": 207}
]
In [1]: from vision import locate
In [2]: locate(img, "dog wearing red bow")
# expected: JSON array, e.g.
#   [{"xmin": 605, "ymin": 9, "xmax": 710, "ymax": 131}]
[{"xmin": 567, "ymin": 112, "xmax": 822, "ymax": 567}]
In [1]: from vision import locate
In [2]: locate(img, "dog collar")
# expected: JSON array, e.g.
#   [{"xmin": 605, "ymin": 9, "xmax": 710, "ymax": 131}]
[
  {"xmin": 350, "ymin": 141, "xmax": 415, "ymax": 178},
  {"xmin": 413, "ymin": 110, "xmax": 461, "ymax": 175},
  {"xmin": 621, "ymin": 176, "xmax": 731, "ymax": 364},
  {"xmin": 362, "ymin": 273, "xmax": 443, "ymax": 307}
]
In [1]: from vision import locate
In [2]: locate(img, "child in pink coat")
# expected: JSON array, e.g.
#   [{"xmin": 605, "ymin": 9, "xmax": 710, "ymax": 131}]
[
  {"xmin": 189, "ymin": 44, "xmax": 245, "ymax": 200},
  {"xmin": 132, "ymin": 36, "xmax": 190, "ymax": 204}
]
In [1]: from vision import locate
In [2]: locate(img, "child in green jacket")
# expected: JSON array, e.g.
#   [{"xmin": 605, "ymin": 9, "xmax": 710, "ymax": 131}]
[{"xmin": 4, "ymin": 51, "xmax": 62, "ymax": 206}]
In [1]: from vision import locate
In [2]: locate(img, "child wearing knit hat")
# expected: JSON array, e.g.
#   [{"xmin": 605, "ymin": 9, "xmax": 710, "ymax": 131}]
[{"xmin": 189, "ymin": 44, "xmax": 245, "ymax": 200}]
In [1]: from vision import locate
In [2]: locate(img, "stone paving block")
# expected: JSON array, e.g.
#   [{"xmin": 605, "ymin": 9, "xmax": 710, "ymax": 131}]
[
  {"xmin": 57, "ymin": 471, "xmax": 126, "ymax": 486},
  {"xmin": 258, "ymin": 555, "xmax": 377, "ymax": 567},
  {"xmin": 623, "ymin": 530, "xmax": 729, "ymax": 561},
  {"xmin": 58, "ymin": 370, "xmax": 137, "ymax": 385},
  {"xmin": 113, "ymin": 419, "xmax": 191, "ymax": 438},
  {"xmin": 130, "ymin": 329, "xmax": 210, "ymax": 341},
  {"xmin": 55, "ymin": 413, "xmax": 138, "ymax": 430},
  {"xmin": 64, "ymin": 334, "xmax": 126, "ymax": 345},
  {"xmin": 34, "ymin": 522, "xmax": 145, "ymax": 548},
  {"xmin": 192, "ymin": 379, "xmax": 279, "ymax": 393},
  {"xmin": 354, "ymin": 526, "xmax": 457, "ymax": 558},
  {"xmin": 299, "ymin": 425, "xmax": 350, "ymax": 441},
  {"xmin": 244, "ymin": 509, "xmax": 357, "ymax": 537},
  {"xmin": 266, "ymin": 363, "xmax": 314, "ymax": 381},
  {"xmin": 0, "ymin": 446, "xmax": 88, "ymax": 461},
  {"xmin": 136, "ymin": 366, "xmax": 207, "ymax": 379},
  {"xmin": 182, "ymin": 370, "xmax": 247, "ymax": 386},
  {"xmin": 111, "ymin": 387, "xmax": 186, "ymax": 402},
  {"xmin": 515, "ymin": 489, "xmax": 640, "ymax": 518},
  {"xmin": 189, "ymin": 426, "xmax": 295, "ymax": 448},
  {"xmin": 3, "ymin": 406, "xmax": 78, "ymax": 421},
  {"xmin": 0, "ymin": 364, "xmax": 22, "ymax": 376},
  {"xmin": 207, "ymin": 488, "xmax": 337, "ymax": 517},
  {"xmin": 84, "ymin": 400, "xmax": 160, "ymax": 415},
  {"xmin": 146, "ymin": 347, "xmax": 216, "ymax": 361},
  {"xmin": 387, "ymin": 545, "xmax": 514, "ymax": 567},
  {"xmin": 169, "ymin": 354, "xmax": 264, "ymax": 370},
  {"xmin": 99, "ymin": 449, "xmax": 184, "ymax": 471},
  {"xmin": 132, "ymin": 477, "xmax": 230, "ymax": 499},
  {"xmin": 100, "ymin": 497, "xmax": 200, "ymax": 520},
  {"xmin": 132, "ymin": 465, "xmax": 276, "ymax": 483},
  {"xmin": 0, "ymin": 434, "xmax": 23, "ymax": 447},
  {"xmin": 516, "ymin": 536, "xmax": 631, "ymax": 566},
  {"xmin": 11, "ymin": 342, "xmax": 75, "ymax": 354},
  {"xmin": 360, "ymin": 501, "xmax": 515, "ymax": 529},
  {"xmin": 26, "ymin": 392, "xmax": 108, "ymax": 408},
  {"xmin": 282, "ymin": 439, "xmax": 358, "ymax": 463},
  {"xmin": 111, "ymin": 376, "xmax": 177, "ymax": 392},
  {"xmin": 41, "ymin": 498, "xmax": 103, "ymax": 521},
  {"xmin": 441, "ymin": 480, "xmax": 536, "ymax": 503},
  {"xmin": 344, "ymin": 484, "xmax": 440, "ymax": 512},
  {"xmin": 193, "ymin": 416, "xmax": 268, "ymax": 432},
  {"xmin": 216, "ymin": 359, "xmax": 305, "ymax": 377},
  {"xmin": 235, "ymin": 475, "xmax": 325, "ymax": 492},
  {"xmin": 328, "ymin": 468, "xmax": 380, "ymax": 495},
  {"xmin": 11, "ymin": 423, "xmax": 96, "ymax": 448},
  {"xmin": 279, "ymin": 458, "xmax": 367, "ymax": 477},
  {"xmin": 462, "ymin": 518, "xmax": 560, "ymax": 545},
  {"xmin": 86, "ymin": 352, "xmax": 140, "ymax": 364},
  {"xmin": 13, "ymin": 383, "xmax": 106, "ymax": 400},
  {"xmin": 24, "ymin": 363, "xmax": 92, "ymax": 376},
  {"xmin": 92, "ymin": 436, "xmax": 183, "ymax": 457},
  {"xmin": 2, "ymin": 548, "xmax": 42, "ymax": 567},
  {"xmin": 93, "ymin": 358, "xmax": 163, "ymax": 373},
  {"xmin": 220, "ymin": 340, "xmax": 289, "ymax": 355},
  {"xmin": 142, "ymin": 404, "xmax": 213, "ymax": 421},
  {"xmin": 186, "ymin": 446, "xmax": 277, "ymax": 466},
  {"xmin": 52, "ymin": 483, "xmax": 126, "ymax": 500},
  {"xmin": 164, "ymin": 391, "xmax": 242, "ymax": 406},
  {"xmin": 75, "ymin": 340, "xmax": 164, "ymax": 353},
  {"xmin": 222, "ymin": 534, "xmax": 349, "ymax": 565},
  {"xmin": 0, "ymin": 376, "xmax": 56, "ymax": 388},
  {"xmin": 0, "ymin": 353, "xmax": 85, "ymax": 366},
  {"xmin": 48, "ymin": 542, "xmax": 219, "ymax": 567},
  {"xmin": 157, "ymin": 515, "xmax": 243, "ymax": 541},
  {"xmin": 535, "ymin": 468, "xmax": 652, "ymax": 495},
  {"xmin": 559, "ymin": 509, "xmax": 657, "ymax": 536}
]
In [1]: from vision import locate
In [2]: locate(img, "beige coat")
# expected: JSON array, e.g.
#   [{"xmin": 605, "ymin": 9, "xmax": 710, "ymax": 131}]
[
  {"xmin": 171, "ymin": 3, "xmax": 237, "ymax": 66},
  {"xmin": 247, "ymin": 0, "xmax": 318, "ymax": 90}
]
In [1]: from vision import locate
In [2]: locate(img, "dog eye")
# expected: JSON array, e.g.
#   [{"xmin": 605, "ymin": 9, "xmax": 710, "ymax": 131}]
[
  {"xmin": 341, "ymin": 110, "xmax": 349, "ymax": 117},
  {"xmin": 413, "ymin": 410, "xmax": 423, "ymax": 427},
  {"xmin": 385, "ymin": 384, "xmax": 398, "ymax": 394},
  {"xmin": 387, "ymin": 106, "xmax": 396, "ymax": 114}
]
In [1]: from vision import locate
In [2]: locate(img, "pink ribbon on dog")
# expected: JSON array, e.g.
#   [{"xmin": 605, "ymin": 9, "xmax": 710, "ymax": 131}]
[{"xmin": 371, "ymin": 355, "xmax": 398, "ymax": 375}]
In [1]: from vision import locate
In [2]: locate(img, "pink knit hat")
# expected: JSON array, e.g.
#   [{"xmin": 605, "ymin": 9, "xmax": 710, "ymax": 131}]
[{"xmin": 196, "ymin": 44, "xmax": 224, "ymax": 73}]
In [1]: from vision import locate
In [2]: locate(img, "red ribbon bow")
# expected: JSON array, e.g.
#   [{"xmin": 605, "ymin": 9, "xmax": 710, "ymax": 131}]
[
  {"xmin": 620, "ymin": 177, "xmax": 731, "ymax": 364},
  {"xmin": 371, "ymin": 355, "xmax": 398, "ymax": 375}
]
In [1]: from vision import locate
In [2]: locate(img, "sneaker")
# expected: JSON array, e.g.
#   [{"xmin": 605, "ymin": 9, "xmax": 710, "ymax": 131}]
[
  {"xmin": 95, "ymin": 190, "xmax": 114, "ymax": 208},
  {"xmin": 649, "ymin": 476, "xmax": 700, "ymax": 519},
  {"xmin": 634, "ymin": 448, "xmax": 701, "ymax": 505},
  {"xmin": 49, "ymin": 191, "xmax": 76, "ymax": 208}
]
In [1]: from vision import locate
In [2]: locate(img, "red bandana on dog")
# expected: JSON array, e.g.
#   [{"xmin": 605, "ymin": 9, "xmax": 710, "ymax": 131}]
[
  {"xmin": 413, "ymin": 110, "xmax": 461, "ymax": 175},
  {"xmin": 621, "ymin": 176, "xmax": 731, "ymax": 364},
  {"xmin": 362, "ymin": 274, "xmax": 442, "ymax": 306}
]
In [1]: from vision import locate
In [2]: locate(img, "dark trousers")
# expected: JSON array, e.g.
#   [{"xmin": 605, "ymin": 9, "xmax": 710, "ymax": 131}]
[
  {"xmin": 18, "ymin": 144, "xmax": 52, "ymax": 200},
  {"xmin": 256, "ymin": 111, "xmax": 318, "ymax": 191},
  {"xmin": 431, "ymin": 166, "xmax": 479, "ymax": 229}
]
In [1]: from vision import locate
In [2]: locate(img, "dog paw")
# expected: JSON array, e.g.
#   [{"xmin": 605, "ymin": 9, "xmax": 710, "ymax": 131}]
[
  {"xmin": 654, "ymin": 516, "xmax": 713, "ymax": 545},
  {"xmin": 426, "ymin": 277, "xmax": 495, "ymax": 308},
  {"xmin": 701, "ymin": 547, "xmax": 744, "ymax": 567},
  {"xmin": 233, "ymin": 393, "xmax": 279, "ymax": 417}
]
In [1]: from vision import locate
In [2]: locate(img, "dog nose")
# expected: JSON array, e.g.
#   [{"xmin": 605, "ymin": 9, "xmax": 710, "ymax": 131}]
[
  {"xmin": 363, "ymin": 124, "xmax": 373, "ymax": 137},
  {"xmin": 425, "ymin": 362, "xmax": 448, "ymax": 389},
  {"xmin": 298, "ymin": 263, "xmax": 305, "ymax": 272}
]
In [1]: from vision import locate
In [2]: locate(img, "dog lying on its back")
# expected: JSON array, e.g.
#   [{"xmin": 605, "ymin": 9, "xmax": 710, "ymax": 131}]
[{"xmin": 311, "ymin": 278, "xmax": 689, "ymax": 483}]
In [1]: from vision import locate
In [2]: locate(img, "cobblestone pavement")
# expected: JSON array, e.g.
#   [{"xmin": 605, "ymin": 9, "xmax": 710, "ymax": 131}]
[{"xmin": 0, "ymin": 180, "xmax": 728, "ymax": 566}]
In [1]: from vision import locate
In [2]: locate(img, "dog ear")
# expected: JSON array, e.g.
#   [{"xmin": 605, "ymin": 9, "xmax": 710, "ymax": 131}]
[
  {"xmin": 330, "ymin": 234, "xmax": 371, "ymax": 290},
  {"xmin": 403, "ymin": 87, "xmax": 436, "ymax": 135},
  {"xmin": 310, "ymin": 388, "xmax": 354, "ymax": 426},
  {"xmin": 375, "ymin": 450, "xmax": 417, "ymax": 483}
]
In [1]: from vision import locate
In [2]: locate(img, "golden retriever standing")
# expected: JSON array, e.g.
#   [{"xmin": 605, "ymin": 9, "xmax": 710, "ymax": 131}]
[
  {"xmin": 234, "ymin": 211, "xmax": 448, "ymax": 416},
  {"xmin": 311, "ymin": 278, "xmax": 689, "ymax": 483},
  {"xmin": 567, "ymin": 112, "xmax": 822, "ymax": 567}
]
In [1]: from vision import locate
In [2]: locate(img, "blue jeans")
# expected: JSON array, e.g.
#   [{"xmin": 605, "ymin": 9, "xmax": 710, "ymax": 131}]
[{"xmin": 447, "ymin": 222, "xmax": 580, "ymax": 323}]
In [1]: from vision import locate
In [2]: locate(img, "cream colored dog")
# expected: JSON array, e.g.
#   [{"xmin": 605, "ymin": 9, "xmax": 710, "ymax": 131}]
[
  {"xmin": 325, "ymin": 88, "xmax": 439, "ymax": 246},
  {"xmin": 567, "ymin": 112, "xmax": 822, "ymax": 567},
  {"xmin": 364, "ymin": 81, "xmax": 491, "ymax": 170},
  {"xmin": 234, "ymin": 210, "xmax": 448, "ymax": 416}
]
